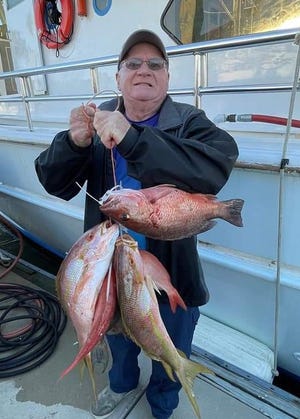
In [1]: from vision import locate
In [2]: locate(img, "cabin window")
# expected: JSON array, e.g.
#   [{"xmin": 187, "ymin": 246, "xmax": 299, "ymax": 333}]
[{"xmin": 161, "ymin": 0, "xmax": 300, "ymax": 44}]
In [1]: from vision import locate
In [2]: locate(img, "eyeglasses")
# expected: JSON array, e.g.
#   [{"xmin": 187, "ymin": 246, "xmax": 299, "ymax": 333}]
[{"xmin": 120, "ymin": 57, "xmax": 167, "ymax": 71}]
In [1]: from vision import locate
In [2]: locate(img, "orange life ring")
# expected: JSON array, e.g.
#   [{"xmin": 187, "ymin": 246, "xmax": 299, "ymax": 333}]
[{"xmin": 34, "ymin": 0, "xmax": 74, "ymax": 49}]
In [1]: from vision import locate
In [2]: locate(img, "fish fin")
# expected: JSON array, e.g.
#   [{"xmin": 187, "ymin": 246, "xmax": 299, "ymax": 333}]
[
  {"xmin": 199, "ymin": 220, "xmax": 218, "ymax": 234},
  {"xmin": 141, "ymin": 185, "xmax": 176, "ymax": 203},
  {"xmin": 177, "ymin": 357, "xmax": 214, "ymax": 419},
  {"xmin": 84, "ymin": 354, "xmax": 97, "ymax": 400},
  {"xmin": 153, "ymin": 286, "xmax": 187, "ymax": 313},
  {"xmin": 177, "ymin": 349, "xmax": 213, "ymax": 375},
  {"xmin": 167, "ymin": 290, "xmax": 187, "ymax": 313},
  {"xmin": 221, "ymin": 199, "xmax": 244, "ymax": 227},
  {"xmin": 79, "ymin": 358, "xmax": 85, "ymax": 381},
  {"xmin": 59, "ymin": 339, "xmax": 99, "ymax": 380},
  {"xmin": 161, "ymin": 361, "xmax": 177, "ymax": 382},
  {"xmin": 60, "ymin": 357, "xmax": 80, "ymax": 380},
  {"xmin": 177, "ymin": 348, "xmax": 187, "ymax": 358},
  {"xmin": 140, "ymin": 249, "xmax": 186, "ymax": 313},
  {"xmin": 106, "ymin": 263, "xmax": 113, "ymax": 301},
  {"xmin": 145, "ymin": 274, "xmax": 161, "ymax": 295}
]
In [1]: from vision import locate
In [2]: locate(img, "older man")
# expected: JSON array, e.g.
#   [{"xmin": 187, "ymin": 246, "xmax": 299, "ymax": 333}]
[{"xmin": 35, "ymin": 29, "xmax": 238, "ymax": 419}]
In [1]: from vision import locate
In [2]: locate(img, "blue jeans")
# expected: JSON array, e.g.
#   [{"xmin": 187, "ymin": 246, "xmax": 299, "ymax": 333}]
[{"xmin": 107, "ymin": 303, "xmax": 200, "ymax": 419}]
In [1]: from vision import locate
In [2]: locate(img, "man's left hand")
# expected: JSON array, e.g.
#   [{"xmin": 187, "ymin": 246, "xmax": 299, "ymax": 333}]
[{"xmin": 93, "ymin": 110, "xmax": 131, "ymax": 149}]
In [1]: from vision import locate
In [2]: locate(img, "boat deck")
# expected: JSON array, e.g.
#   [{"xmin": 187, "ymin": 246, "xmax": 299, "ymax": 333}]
[{"xmin": 0, "ymin": 262, "xmax": 299, "ymax": 419}]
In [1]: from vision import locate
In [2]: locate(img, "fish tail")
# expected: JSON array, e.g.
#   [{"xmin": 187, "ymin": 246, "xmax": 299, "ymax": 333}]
[
  {"xmin": 161, "ymin": 360, "xmax": 177, "ymax": 382},
  {"xmin": 59, "ymin": 346, "xmax": 89, "ymax": 380},
  {"xmin": 177, "ymin": 356, "xmax": 214, "ymax": 419},
  {"xmin": 84, "ymin": 354, "xmax": 97, "ymax": 399},
  {"xmin": 59, "ymin": 353, "xmax": 97, "ymax": 398},
  {"xmin": 221, "ymin": 199, "xmax": 244, "ymax": 227},
  {"xmin": 60, "ymin": 332, "xmax": 106, "ymax": 379},
  {"xmin": 59, "ymin": 362, "xmax": 77, "ymax": 381},
  {"xmin": 168, "ymin": 290, "xmax": 187, "ymax": 313}
]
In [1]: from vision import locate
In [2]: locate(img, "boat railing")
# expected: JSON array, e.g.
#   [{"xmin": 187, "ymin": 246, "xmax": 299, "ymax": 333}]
[
  {"xmin": 0, "ymin": 28, "xmax": 298, "ymax": 131},
  {"xmin": 1, "ymin": 27, "xmax": 300, "ymax": 389}
]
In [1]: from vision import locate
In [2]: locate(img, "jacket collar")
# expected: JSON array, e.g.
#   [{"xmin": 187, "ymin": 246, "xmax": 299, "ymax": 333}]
[{"xmin": 157, "ymin": 95, "xmax": 183, "ymax": 130}]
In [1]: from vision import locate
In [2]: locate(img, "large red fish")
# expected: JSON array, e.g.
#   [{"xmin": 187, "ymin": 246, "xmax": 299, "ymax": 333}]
[
  {"xmin": 99, "ymin": 184, "xmax": 244, "ymax": 240},
  {"xmin": 59, "ymin": 267, "xmax": 117, "ymax": 379},
  {"xmin": 113, "ymin": 234, "xmax": 212, "ymax": 419},
  {"xmin": 56, "ymin": 220, "xmax": 119, "ymax": 386}
]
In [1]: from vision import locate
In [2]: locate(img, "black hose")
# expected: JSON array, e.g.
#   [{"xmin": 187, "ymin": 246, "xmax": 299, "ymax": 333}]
[
  {"xmin": 0, "ymin": 214, "xmax": 24, "ymax": 279},
  {"xmin": 0, "ymin": 215, "xmax": 67, "ymax": 377},
  {"xmin": 0, "ymin": 283, "xmax": 67, "ymax": 378}
]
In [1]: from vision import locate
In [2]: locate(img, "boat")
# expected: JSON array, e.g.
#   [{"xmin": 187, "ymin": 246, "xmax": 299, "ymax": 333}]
[{"xmin": 0, "ymin": 0, "xmax": 300, "ymax": 414}]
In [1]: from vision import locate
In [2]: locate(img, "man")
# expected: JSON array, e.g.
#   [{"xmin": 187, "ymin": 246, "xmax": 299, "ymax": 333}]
[{"xmin": 35, "ymin": 29, "xmax": 238, "ymax": 419}]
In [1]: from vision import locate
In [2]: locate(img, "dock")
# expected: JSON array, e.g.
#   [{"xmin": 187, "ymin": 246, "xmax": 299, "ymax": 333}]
[{"xmin": 0, "ymin": 260, "xmax": 300, "ymax": 419}]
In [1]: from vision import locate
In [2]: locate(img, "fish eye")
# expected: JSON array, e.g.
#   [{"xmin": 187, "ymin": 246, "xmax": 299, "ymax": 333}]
[{"xmin": 120, "ymin": 213, "xmax": 130, "ymax": 221}]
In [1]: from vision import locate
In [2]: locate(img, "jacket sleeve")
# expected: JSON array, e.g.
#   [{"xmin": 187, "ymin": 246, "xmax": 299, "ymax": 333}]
[
  {"xmin": 116, "ymin": 107, "xmax": 239, "ymax": 195},
  {"xmin": 34, "ymin": 130, "xmax": 93, "ymax": 200}
]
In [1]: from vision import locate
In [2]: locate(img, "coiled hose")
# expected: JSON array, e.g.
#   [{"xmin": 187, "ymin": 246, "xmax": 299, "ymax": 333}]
[
  {"xmin": 0, "ymin": 214, "xmax": 24, "ymax": 279},
  {"xmin": 0, "ymin": 215, "xmax": 67, "ymax": 377}
]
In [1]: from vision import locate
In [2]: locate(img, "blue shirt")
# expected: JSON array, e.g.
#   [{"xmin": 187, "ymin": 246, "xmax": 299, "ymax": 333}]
[{"xmin": 113, "ymin": 112, "xmax": 159, "ymax": 249}]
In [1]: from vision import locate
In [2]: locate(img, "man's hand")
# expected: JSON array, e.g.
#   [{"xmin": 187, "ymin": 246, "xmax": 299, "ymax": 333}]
[
  {"xmin": 69, "ymin": 103, "xmax": 96, "ymax": 147},
  {"xmin": 93, "ymin": 110, "xmax": 131, "ymax": 149}
]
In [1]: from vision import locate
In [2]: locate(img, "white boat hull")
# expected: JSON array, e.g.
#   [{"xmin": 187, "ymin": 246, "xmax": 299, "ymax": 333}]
[
  {"xmin": 0, "ymin": 0, "xmax": 300, "ymax": 387},
  {"xmin": 1, "ymin": 130, "xmax": 300, "ymax": 382}
]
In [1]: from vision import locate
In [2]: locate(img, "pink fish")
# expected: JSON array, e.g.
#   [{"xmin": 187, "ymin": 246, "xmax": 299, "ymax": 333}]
[
  {"xmin": 59, "ymin": 267, "xmax": 117, "ymax": 379},
  {"xmin": 56, "ymin": 220, "xmax": 119, "ymax": 384},
  {"xmin": 113, "ymin": 234, "xmax": 212, "ymax": 418},
  {"xmin": 99, "ymin": 184, "xmax": 244, "ymax": 240}
]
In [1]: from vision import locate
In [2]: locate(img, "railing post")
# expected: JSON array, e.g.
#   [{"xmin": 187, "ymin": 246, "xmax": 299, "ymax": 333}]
[
  {"xmin": 19, "ymin": 76, "xmax": 33, "ymax": 131},
  {"xmin": 90, "ymin": 67, "xmax": 100, "ymax": 94},
  {"xmin": 194, "ymin": 51, "xmax": 207, "ymax": 109}
]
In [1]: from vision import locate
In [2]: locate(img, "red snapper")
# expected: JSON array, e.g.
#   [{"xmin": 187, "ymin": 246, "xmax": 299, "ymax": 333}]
[
  {"xmin": 113, "ymin": 234, "xmax": 212, "ymax": 418},
  {"xmin": 56, "ymin": 221, "xmax": 119, "ymax": 384},
  {"xmin": 99, "ymin": 184, "xmax": 244, "ymax": 240}
]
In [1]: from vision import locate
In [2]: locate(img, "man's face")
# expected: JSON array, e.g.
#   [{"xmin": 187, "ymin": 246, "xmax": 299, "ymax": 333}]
[{"xmin": 116, "ymin": 43, "xmax": 169, "ymax": 105}]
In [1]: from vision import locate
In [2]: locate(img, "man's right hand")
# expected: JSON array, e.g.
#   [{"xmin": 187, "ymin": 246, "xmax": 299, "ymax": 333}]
[{"xmin": 69, "ymin": 103, "xmax": 96, "ymax": 147}]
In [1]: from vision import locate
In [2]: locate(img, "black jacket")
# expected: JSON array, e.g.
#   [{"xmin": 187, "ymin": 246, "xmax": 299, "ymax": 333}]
[{"xmin": 35, "ymin": 95, "xmax": 238, "ymax": 307}]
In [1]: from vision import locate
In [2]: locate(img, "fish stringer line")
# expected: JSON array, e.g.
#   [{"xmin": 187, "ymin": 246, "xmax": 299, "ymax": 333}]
[
  {"xmin": 75, "ymin": 183, "xmax": 122, "ymax": 207},
  {"xmin": 83, "ymin": 89, "xmax": 120, "ymax": 188},
  {"xmin": 75, "ymin": 182, "xmax": 124, "ymax": 237},
  {"xmin": 76, "ymin": 88, "xmax": 118, "ymax": 196},
  {"xmin": 77, "ymin": 90, "xmax": 127, "ymax": 235}
]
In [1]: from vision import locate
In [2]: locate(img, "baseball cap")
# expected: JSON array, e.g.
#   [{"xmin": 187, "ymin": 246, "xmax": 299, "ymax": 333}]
[{"xmin": 118, "ymin": 29, "xmax": 169, "ymax": 69}]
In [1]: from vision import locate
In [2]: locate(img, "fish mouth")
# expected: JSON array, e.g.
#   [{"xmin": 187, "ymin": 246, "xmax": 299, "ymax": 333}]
[
  {"xmin": 99, "ymin": 196, "xmax": 121, "ymax": 211},
  {"xmin": 100, "ymin": 205, "xmax": 130, "ymax": 224},
  {"xmin": 99, "ymin": 185, "xmax": 122, "ymax": 205},
  {"xmin": 116, "ymin": 234, "xmax": 137, "ymax": 248}
]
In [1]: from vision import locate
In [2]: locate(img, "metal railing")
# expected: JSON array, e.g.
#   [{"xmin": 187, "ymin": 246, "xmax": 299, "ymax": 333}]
[
  {"xmin": 0, "ymin": 28, "xmax": 298, "ymax": 131},
  {"xmin": 1, "ymin": 27, "xmax": 300, "ymax": 385}
]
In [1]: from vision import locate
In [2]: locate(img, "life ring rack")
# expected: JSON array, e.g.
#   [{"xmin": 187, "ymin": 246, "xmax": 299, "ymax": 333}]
[{"xmin": 34, "ymin": 0, "xmax": 74, "ymax": 50}]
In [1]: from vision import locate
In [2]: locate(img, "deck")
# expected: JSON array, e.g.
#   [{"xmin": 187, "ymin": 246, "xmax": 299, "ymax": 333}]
[{"xmin": 0, "ymin": 260, "xmax": 299, "ymax": 419}]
